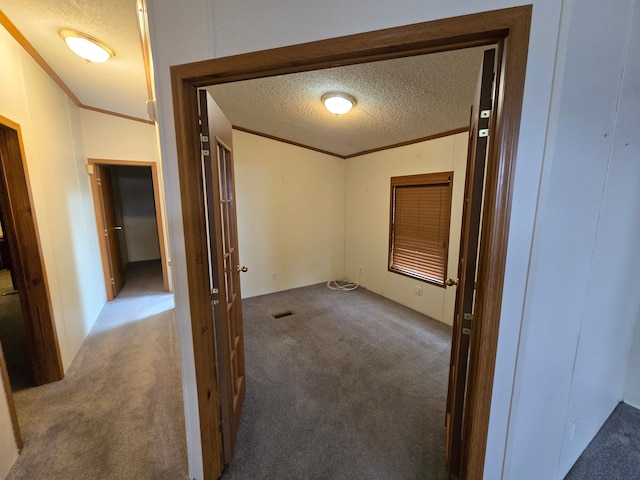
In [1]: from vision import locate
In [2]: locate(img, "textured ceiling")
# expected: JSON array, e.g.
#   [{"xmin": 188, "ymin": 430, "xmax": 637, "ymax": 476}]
[
  {"xmin": 207, "ymin": 47, "xmax": 486, "ymax": 157},
  {"xmin": 0, "ymin": 0, "xmax": 149, "ymax": 119},
  {"xmin": 1, "ymin": 0, "xmax": 486, "ymax": 155}
]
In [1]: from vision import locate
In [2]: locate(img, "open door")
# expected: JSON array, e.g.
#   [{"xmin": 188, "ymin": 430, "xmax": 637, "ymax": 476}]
[
  {"xmin": 199, "ymin": 89, "xmax": 247, "ymax": 465},
  {"xmin": 445, "ymin": 48, "xmax": 496, "ymax": 480},
  {"xmin": 93, "ymin": 165, "xmax": 125, "ymax": 299}
]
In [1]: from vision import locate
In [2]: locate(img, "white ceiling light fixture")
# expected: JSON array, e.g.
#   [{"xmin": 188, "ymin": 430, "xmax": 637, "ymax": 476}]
[
  {"xmin": 322, "ymin": 92, "xmax": 357, "ymax": 115},
  {"xmin": 60, "ymin": 29, "xmax": 115, "ymax": 63}
]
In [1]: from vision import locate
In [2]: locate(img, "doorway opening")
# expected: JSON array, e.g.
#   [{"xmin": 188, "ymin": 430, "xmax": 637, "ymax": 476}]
[
  {"xmin": 0, "ymin": 115, "xmax": 65, "ymax": 451},
  {"xmin": 171, "ymin": 6, "xmax": 531, "ymax": 480},
  {"xmin": 88, "ymin": 159, "xmax": 169, "ymax": 301}
]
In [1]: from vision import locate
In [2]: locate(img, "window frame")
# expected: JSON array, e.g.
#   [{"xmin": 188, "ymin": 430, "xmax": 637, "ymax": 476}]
[{"xmin": 388, "ymin": 171, "xmax": 454, "ymax": 287}]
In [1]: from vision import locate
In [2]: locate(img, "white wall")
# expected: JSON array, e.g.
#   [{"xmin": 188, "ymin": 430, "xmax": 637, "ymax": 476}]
[
  {"xmin": 0, "ymin": 20, "xmax": 171, "ymax": 477},
  {"xmin": 504, "ymin": 1, "xmax": 640, "ymax": 478},
  {"xmin": 145, "ymin": 1, "xmax": 564, "ymax": 479},
  {"xmin": 0, "ymin": 21, "xmax": 106, "ymax": 474},
  {"xmin": 81, "ymin": 110, "xmax": 160, "ymax": 162},
  {"xmin": 234, "ymin": 129, "xmax": 465, "ymax": 322},
  {"xmin": 80, "ymin": 109, "xmax": 172, "ymax": 286},
  {"xmin": 345, "ymin": 133, "xmax": 467, "ymax": 324},
  {"xmin": 115, "ymin": 167, "xmax": 161, "ymax": 263},
  {"xmin": 0, "ymin": 25, "xmax": 105, "ymax": 372},
  {"xmin": 234, "ymin": 130, "xmax": 344, "ymax": 298}
]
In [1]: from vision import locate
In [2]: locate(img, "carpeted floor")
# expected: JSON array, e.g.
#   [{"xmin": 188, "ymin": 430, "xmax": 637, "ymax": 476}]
[
  {"xmin": 5, "ymin": 271, "xmax": 453, "ymax": 480},
  {"xmin": 564, "ymin": 402, "xmax": 640, "ymax": 479},
  {"xmin": 6, "ymin": 260, "xmax": 188, "ymax": 480},
  {"xmin": 221, "ymin": 284, "xmax": 453, "ymax": 480}
]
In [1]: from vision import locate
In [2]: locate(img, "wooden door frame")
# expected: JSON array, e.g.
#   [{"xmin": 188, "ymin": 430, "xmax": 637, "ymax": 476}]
[
  {"xmin": 0, "ymin": 116, "xmax": 63, "ymax": 387},
  {"xmin": 170, "ymin": 6, "xmax": 531, "ymax": 479},
  {"xmin": 0, "ymin": 115, "xmax": 65, "ymax": 449},
  {"xmin": 88, "ymin": 158, "xmax": 170, "ymax": 300}
]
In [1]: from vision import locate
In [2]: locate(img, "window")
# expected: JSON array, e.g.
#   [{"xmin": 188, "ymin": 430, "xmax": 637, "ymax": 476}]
[{"xmin": 388, "ymin": 172, "xmax": 453, "ymax": 287}]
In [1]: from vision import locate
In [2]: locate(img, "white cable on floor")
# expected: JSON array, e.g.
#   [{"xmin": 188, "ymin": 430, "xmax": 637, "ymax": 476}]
[
  {"xmin": 326, "ymin": 279, "xmax": 359, "ymax": 291},
  {"xmin": 326, "ymin": 269, "xmax": 361, "ymax": 291}
]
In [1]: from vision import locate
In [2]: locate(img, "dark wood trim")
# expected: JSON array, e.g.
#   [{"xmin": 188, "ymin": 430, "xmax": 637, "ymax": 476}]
[
  {"xmin": 461, "ymin": 8, "xmax": 531, "ymax": 477},
  {"xmin": 345, "ymin": 127, "xmax": 469, "ymax": 159},
  {"xmin": 171, "ymin": 68, "xmax": 225, "ymax": 478},
  {"xmin": 88, "ymin": 159, "xmax": 170, "ymax": 297},
  {"xmin": 233, "ymin": 125, "xmax": 469, "ymax": 159},
  {"xmin": 0, "ymin": 116, "xmax": 64, "ymax": 386},
  {"xmin": 170, "ymin": 6, "xmax": 531, "ymax": 479},
  {"xmin": 0, "ymin": 341, "xmax": 22, "ymax": 450},
  {"xmin": 232, "ymin": 125, "xmax": 344, "ymax": 158},
  {"xmin": 0, "ymin": 9, "xmax": 153, "ymax": 125}
]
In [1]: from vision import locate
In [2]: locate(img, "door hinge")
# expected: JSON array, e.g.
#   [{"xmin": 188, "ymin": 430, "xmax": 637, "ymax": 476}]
[
  {"xmin": 104, "ymin": 229, "xmax": 108, "ymax": 237},
  {"xmin": 210, "ymin": 288, "xmax": 220, "ymax": 305},
  {"xmin": 111, "ymin": 277, "xmax": 115, "ymax": 286},
  {"xmin": 462, "ymin": 312, "xmax": 473, "ymax": 335}
]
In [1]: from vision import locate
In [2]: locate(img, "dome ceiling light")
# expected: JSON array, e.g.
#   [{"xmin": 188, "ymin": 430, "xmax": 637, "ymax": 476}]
[
  {"xmin": 322, "ymin": 92, "xmax": 357, "ymax": 115},
  {"xmin": 60, "ymin": 29, "xmax": 114, "ymax": 63}
]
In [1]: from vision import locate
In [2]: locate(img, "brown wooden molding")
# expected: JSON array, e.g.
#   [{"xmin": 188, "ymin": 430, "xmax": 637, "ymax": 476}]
[
  {"xmin": 344, "ymin": 127, "xmax": 470, "ymax": 158},
  {"xmin": 232, "ymin": 125, "xmax": 470, "ymax": 159},
  {"xmin": 171, "ymin": 6, "xmax": 532, "ymax": 479},
  {"xmin": 0, "ymin": 9, "xmax": 153, "ymax": 125},
  {"xmin": 0, "ymin": 115, "xmax": 64, "ymax": 386},
  {"xmin": 87, "ymin": 158, "xmax": 170, "ymax": 295},
  {"xmin": 171, "ymin": 65, "xmax": 226, "ymax": 479},
  {"xmin": 232, "ymin": 125, "xmax": 345, "ymax": 158}
]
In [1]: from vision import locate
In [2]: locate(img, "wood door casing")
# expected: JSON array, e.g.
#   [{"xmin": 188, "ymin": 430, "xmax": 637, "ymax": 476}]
[
  {"xmin": 88, "ymin": 159, "xmax": 171, "ymax": 298},
  {"xmin": 171, "ymin": 8, "xmax": 531, "ymax": 479},
  {"xmin": 446, "ymin": 48, "xmax": 496, "ymax": 480},
  {"xmin": 0, "ymin": 121, "xmax": 62, "ymax": 386},
  {"xmin": 94, "ymin": 165, "xmax": 125, "ymax": 298},
  {"xmin": 200, "ymin": 90, "xmax": 246, "ymax": 465}
]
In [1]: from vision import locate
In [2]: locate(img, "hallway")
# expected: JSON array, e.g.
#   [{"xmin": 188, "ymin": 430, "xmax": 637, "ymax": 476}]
[{"xmin": 6, "ymin": 261, "xmax": 187, "ymax": 479}]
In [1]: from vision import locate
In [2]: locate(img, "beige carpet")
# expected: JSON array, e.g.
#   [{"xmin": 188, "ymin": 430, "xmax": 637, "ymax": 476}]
[{"xmin": 6, "ymin": 260, "xmax": 188, "ymax": 480}]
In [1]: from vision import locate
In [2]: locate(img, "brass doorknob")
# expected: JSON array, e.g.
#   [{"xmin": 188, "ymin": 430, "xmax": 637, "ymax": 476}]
[
  {"xmin": 446, "ymin": 278, "xmax": 459, "ymax": 286},
  {"xmin": 237, "ymin": 265, "xmax": 248, "ymax": 273}
]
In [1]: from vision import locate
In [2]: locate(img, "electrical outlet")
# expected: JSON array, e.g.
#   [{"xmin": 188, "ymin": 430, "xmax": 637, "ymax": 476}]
[{"xmin": 414, "ymin": 285, "xmax": 423, "ymax": 296}]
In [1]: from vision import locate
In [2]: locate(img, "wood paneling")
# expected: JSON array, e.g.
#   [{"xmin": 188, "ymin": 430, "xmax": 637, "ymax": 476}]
[{"xmin": 170, "ymin": 6, "xmax": 531, "ymax": 479}]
